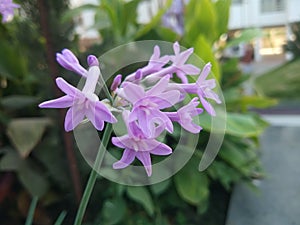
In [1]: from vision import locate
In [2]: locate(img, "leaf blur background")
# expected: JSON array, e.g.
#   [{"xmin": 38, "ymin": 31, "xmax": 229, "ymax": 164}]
[{"xmin": 0, "ymin": 0, "xmax": 286, "ymax": 224}]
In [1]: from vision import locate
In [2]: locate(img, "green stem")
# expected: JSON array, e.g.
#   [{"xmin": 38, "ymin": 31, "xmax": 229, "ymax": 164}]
[
  {"xmin": 25, "ymin": 196, "xmax": 38, "ymax": 225},
  {"xmin": 73, "ymin": 123, "xmax": 113, "ymax": 225}
]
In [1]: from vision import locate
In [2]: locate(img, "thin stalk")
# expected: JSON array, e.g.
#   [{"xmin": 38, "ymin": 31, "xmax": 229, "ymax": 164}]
[
  {"xmin": 73, "ymin": 123, "xmax": 113, "ymax": 225},
  {"xmin": 25, "ymin": 196, "xmax": 38, "ymax": 225},
  {"xmin": 54, "ymin": 211, "xmax": 67, "ymax": 225}
]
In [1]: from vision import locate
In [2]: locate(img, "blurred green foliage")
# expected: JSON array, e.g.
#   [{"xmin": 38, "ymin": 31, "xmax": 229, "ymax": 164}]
[{"xmin": 0, "ymin": 0, "xmax": 275, "ymax": 225}]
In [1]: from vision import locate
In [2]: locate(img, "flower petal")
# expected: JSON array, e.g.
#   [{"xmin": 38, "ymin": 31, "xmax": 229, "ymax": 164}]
[
  {"xmin": 146, "ymin": 75, "xmax": 170, "ymax": 96},
  {"xmin": 86, "ymin": 101, "xmax": 116, "ymax": 130},
  {"xmin": 181, "ymin": 64, "xmax": 200, "ymax": 75},
  {"xmin": 39, "ymin": 95, "xmax": 74, "ymax": 108},
  {"xmin": 154, "ymin": 90, "xmax": 181, "ymax": 109},
  {"xmin": 150, "ymin": 142, "xmax": 172, "ymax": 155},
  {"xmin": 136, "ymin": 152, "xmax": 152, "ymax": 176},
  {"xmin": 112, "ymin": 135, "xmax": 131, "ymax": 149},
  {"xmin": 113, "ymin": 149, "xmax": 136, "ymax": 169},
  {"xmin": 56, "ymin": 49, "xmax": 87, "ymax": 77},
  {"xmin": 122, "ymin": 82, "xmax": 145, "ymax": 104},
  {"xmin": 181, "ymin": 122, "xmax": 202, "ymax": 134},
  {"xmin": 56, "ymin": 77, "xmax": 81, "ymax": 97},
  {"xmin": 199, "ymin": 96, "xmax": 216, "ymax": 116},
  {"xmin": 197, "ymin": 63, "xmax": 212, "ymax": 84},
  {"xmin": 64, "ymin": 106, "xmax": 85, "ymax": 131}
]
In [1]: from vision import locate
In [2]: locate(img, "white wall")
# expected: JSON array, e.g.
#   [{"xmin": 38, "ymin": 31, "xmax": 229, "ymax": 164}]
[{"xmin": 229, "ymin": 0, "xmax": 300, "ymax": 30}]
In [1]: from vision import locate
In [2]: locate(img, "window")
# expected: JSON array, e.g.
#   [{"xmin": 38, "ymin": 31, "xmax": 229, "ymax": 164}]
[{"xmin": 261, "ymin": 0, "xmax": 285, "ymax": 13}]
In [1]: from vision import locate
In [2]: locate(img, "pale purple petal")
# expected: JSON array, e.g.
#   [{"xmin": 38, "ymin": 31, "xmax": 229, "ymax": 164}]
[
  {"xmin": 113, "ymin": 149, "xmax": 136, "ymax": 169},
  {"xmin": 39, "ymin": 95, "xmax": 74, "ymax": 108},
  {"xmin": 56, "ymin": 77, "xmax": 81, "ymax": 97},
  {"xmin": 142, "ymin": 139, "xmax": 170, "ymax": 153},
  {"xmin": 94, "ymin": 101, "xmax": 117, "ymax": 123},
  {"xmin": 87, "ymin": 55, "xmax": 99, "ymax": 67},
  {"xmin": 151, "ymin": 110, "xmax": 173, "ymax": 133},
  {"xmin": 148, "ymin": 117, "xmax": 166, "ymax": 138},
  {"xmin": 122, "ymin": 82, "xmax": 145, "ymax": 103},
  {"xmin": 136, "ymin": 152, "xmax": 152, "ymax": 176},
  {"xmin": 86, "ymin": 101, "xmax": 117, "ymax": 130},
  {"xmin": 64, "ymin": 106, "xmax": 85, "ymax": 131},
  {"xmin": 86, "ymin": 109, "xmax": 104, "ymax": 131},
  {"xmin": 0, "ymin": 0, "xmax": 19, "ymax": 23},
  {"xmin": 150, "ymin": 143, "xmax": 172, "ymax": 155},
  {"xmin": 180, "ymin": 64, "xmax": 200, "ymax": 75},
  {"xmin": 204, "ymin": 89, "xmax": 221, "ymax": 104},
  {"xmin": 176, "ymin": 70, "xmax": 189, "ymax": 84},
  {"xmin": 111, "ymin": 74, "xmax": 122, "ymax": 91},
  {"xmin": 146, "ymin": 75, "xmax": 170, "ymax": 96},
  {"xmin": 200, "ymin": 96, "xmax": 216, "ymax": 116},
  {"xmin": 56, "ymin": 49, "xmax": 87, "ymax": 77},
  {"xmin": 197, "ymin": 63, "xmax": 212, "ymax": 84},
  {"xmin": 112, "ymin": 136, "xmax": 131, "ymax": 149},
  {"xmin": 173, "ymin": 42, "xmax": 180, "ymax": 55},
  {"xmin": 154, "ymin": 90, "xmax": 181, "ymax": 108},
  {"xmin": 174, "ymin": 48, "xmax": 193, "ymax": 65}
]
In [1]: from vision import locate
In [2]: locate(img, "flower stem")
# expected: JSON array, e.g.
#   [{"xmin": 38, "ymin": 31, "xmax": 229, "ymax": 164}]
[
  {"xmin": 25, "ymin": 196, "xmax": 38, "ymax": 225},
  {"xmin": 73, "ymin": 123, "xmax": 113, "ymax": 225}
]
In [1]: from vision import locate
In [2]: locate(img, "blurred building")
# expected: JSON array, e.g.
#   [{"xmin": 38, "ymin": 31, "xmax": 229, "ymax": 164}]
[
  {"xmin": 228, "ymin": 0, "xmax": 300, "ymax": 60},
  {"xmin": 71, "ymin": 0, "xmax": 300, "ymax": 58}
]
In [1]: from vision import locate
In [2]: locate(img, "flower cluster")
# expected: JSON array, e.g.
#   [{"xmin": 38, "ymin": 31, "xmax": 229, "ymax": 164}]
[
  {"xmin": 0, "ymin": 0, "xmax": 20, "ymax": 23},
  {"xmin": 39, "ymin": 42, "xmax": 221, "ymax": 176}
]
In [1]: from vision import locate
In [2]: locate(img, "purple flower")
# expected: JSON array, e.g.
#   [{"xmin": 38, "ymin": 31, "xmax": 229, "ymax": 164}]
[
  {"xmin": 111, "ymin": 74, "xmax": 122, "ymax": 92},
  {"xmin": 117, "ymin": 76, "xmax": 180, "ymax": 136},
  {"xmin": 167, "ymin": 63, "xmax": 221, "ymax": 116},
  {"xmin": 124, "ymin": 45, "xmax": 170, "ymax": 83},
  {"xmin": 56, "ymin": 49, "xmax": 87, "ymax": 77},
  {"xmin": 112, "ymin": 111, "xmax": 172, "ymax": 176},
  {"xmin": 144, "ymin": 42, "xmax": 200, "ymax": 84},
  {"xmin": 162, "ymin": 0, "xmax": 185, "ymax": 36},
  {"xmin": 0, "ymin": 0, "xmax": 20, "ymax": 23},
  {"xmin": 166, "ymin": 97, "xmax": 203, "ymax": 133},
  {"xmin": 39, "ymin": 64, "xmax": 117, "ymax": 131},
  {"xmin": 170, "ymin": 42, "xmax": 200, "ymax": 83},
  {"xmin": 196, "ymin": 63, "xmax": 221, "ymax": 116}
]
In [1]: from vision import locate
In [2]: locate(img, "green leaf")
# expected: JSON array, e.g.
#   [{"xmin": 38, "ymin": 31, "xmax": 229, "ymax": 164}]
[
  {"xmin": 239, "ymin": 96, "xmax": 278, "ymax": 109},
  {"xmin": 185, "ymin": 0, "xmax": 217, "ymax": 43},
  {"xmin": 34, "ymin": 135, "xmax": 70, "ymax": 189},
  {"xmin": 121, "ymin": 0, "xmax": 139, "ymax": 35},
  {"xmin": 208, "ymin": 161, "xmax": 242, "ymax": 190},
  {"xmin": 194, "ymin": 35, "xmax": 221, "ymax": 80},
  {"xmin": 0, "ymin": 95, "xmax": 39, "ymax": 110},
  {"xmin": 199, "ymin": 112, "xmax": 268, "ymax": 137},
  {"xmin": 0, "ymin": 41, "xmax": 28, "ymax": 80},
  {"xmin": 134, "ymin": 0, "xmax": 172, "ymax": 39},
  {"xmin": 150, "ymin": 179, "xmax": 170, "ymax": 196},
  {"xmin": 126, "ymin": 186, "xmax": 154, "ymax": 216},
  {"xmin": 101, "ymin": 198, "xmax": 126, "ymax": 225},
  {"xmin": 155, "ymin": 26, "xmax": 178, "ymax": 42},
  {"xmin": 174, "ymin": 158, "xmax": 209, "ymax": 206},
  {"xmin": 0, "ymin": 147, "xmax": 22, "ymax": 171},
  {"xmin": 226, "ymin": 113, "xmax": 268, "ymax": 137},
  {"xmin": 18, "ymin": 160, "xmax": 50, "ymax": 197},
  {"xmin": 214, "ymin": 0, "xmax": 231, "ymax": 37},
  {"xmin": 6, "ymin": 118, "xmax": 52, "ymax": 158}
]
